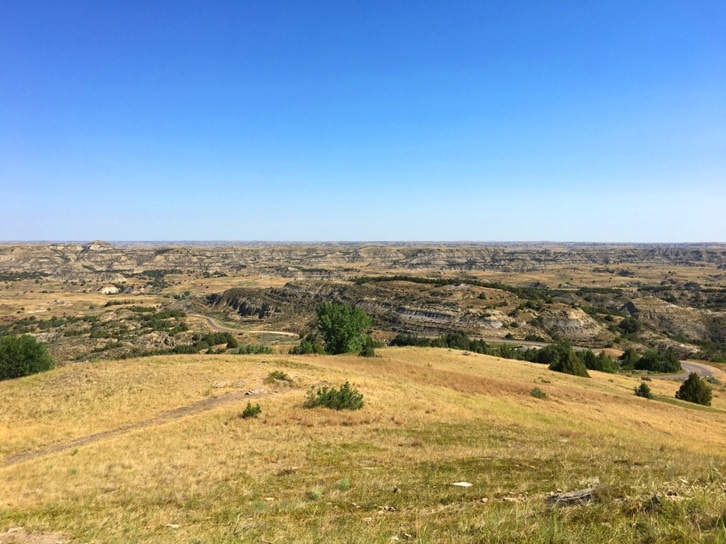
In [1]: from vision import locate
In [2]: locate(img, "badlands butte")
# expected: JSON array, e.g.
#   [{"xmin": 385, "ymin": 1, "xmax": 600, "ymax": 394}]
[{"xmin": 1, "ymin": 241, "xmax": 725, "ymax": 362}]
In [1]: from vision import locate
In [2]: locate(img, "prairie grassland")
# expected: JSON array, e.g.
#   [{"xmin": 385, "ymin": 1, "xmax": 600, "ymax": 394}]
[{"xmin": 1, "ymin": 348, "xmax": 726, "ymax": 543}]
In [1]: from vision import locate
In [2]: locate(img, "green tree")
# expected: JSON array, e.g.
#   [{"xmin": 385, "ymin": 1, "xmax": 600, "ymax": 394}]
[
  {"xmin": 0, "ymin": 334, "xmax": 55, "ymax": 381},
  {"xmin": 675, "ymin": 373, "xmax": 712, "ymax": 406},
  {"xmin": 548, "ymin": 342, "xmax": 590, "ymax": 377},
  {"xmin": 618, "ymin": 316, "xmax": 640, "ymax": 335},
  {"xmin": 581, "ymin": 349, "xmax": 619, "ymax": 373},
  {"xmin": 619, "ymin": 347, "xmax": 640, "ymax": 370},
  {"xmin": 316, "ymin": 302, "xmax": 372, "ymax": 355}
]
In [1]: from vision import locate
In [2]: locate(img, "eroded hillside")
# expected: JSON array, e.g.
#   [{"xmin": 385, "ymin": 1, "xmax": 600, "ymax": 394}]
[{"xmin": 1, "ymin": 242, "xmax": 725, "ymax": 362}]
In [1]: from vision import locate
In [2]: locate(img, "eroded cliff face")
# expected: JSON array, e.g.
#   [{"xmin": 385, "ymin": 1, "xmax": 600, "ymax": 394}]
[
  {"xmin": 2, "ymin": 242, "xmax": 725, "ymax": 279},
  {"xmin": 538, "ymin": 308, "xmax": 608, "ymax": 343},
  {"xmin": 621, "ymin": 297, "xmax": 710, "ymax": 340},
  {"xmin": 203, "ymin": 280, "xmax": 615, "ymax": 345},
  {"xmin": 2, "ymin": 242, "xmax": 725, "ymax": 355}
]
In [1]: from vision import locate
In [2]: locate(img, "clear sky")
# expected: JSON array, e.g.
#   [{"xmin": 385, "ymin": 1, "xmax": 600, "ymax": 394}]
[{"xmin": 1, "ymin": 1, "xmax": 724, "ymax": 242}]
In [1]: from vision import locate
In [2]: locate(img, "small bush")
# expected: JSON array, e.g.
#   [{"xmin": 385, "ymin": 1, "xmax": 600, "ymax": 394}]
[
  {"xmin": 359, "ymin": 336, "xmax": 376, "ymax": 357},
  {"xmin": 676, "ymin": 373, "xmax": 712, "ymax": 406},
  {"xmin": 303, "ymin": 381, "xmax": 364, "ymax": 411},
  {"xmin": 264, "ymin": 370, "xmax": 291, "ymax": 384},
  {"xmin": 635, "ymin": 382, "xmax": 654, "ymax": 399},
  {"xmin": 289, "ymin": 333, "xmax": 325, "ymax": 355},
  {"xmin": 241, "ymin": 402, "xmax": 262, "ymax": 419},
  {"xmin": 530, "ymin": 387, "xmax": 548, "ymax": 399},
  {"xmin": 231, "ymin": 344, "xmax": 274, "ymax": 355}
]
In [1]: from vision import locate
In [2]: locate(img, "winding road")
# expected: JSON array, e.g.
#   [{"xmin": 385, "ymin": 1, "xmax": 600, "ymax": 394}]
[
  {"xmin": 658, "ymin": 360, "xmax": 722, "ymax": 381},
  {"xmin": 189, "ymin": 314, "xmax": 298, "ymax": 337}
]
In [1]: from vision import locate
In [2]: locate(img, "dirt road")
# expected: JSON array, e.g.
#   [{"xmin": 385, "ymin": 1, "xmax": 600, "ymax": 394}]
[{"xmin": 189, "ymin": 314, "xmax": 298, "ymax": 337}]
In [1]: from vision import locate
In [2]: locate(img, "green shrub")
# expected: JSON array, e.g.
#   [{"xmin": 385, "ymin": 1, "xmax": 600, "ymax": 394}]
[
  {"xmin": 0, "ymin": 334, "xmax": 55, "ymax": 381},
  {"xmin": 675, "ymin": 373, "xmax": 712, "ymax": 406},
  {"xmin": 635, "ymin": 382, "xmax": 654, "ymax": 399},
  {"xmin": 303, "ymin": 381, "xmax": 364, "ymax": 410},
  {"xmin": 307, "ymin": 488, "xmax": 323, "ymax": 500},
  {"xmin": 264, "ymin": 370, "xmax": 291, "ymax": 384},
  {"xmin": 530, "ymin": 387, "xmax": 548, "ymax": 399},
  {"xmin": 618, "ymin": 316, "xmax": 641, "ymax": 334},
  {"xmin": 231, "ymin": 344, "xmax": 274, "ymax": 355},
  {"xmin": 359, "ymin": 335, "xmax": 376, "ymax": 357},
  {"xmin": 241, "ymin": 402, "xmax": 262, "ymax": 419},
  {"xmin": 289, "ymin": 333, "xmax": 325, "ymax": 355}
]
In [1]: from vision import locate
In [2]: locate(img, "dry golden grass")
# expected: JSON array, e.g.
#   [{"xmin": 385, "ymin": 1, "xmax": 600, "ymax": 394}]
[
  {"xmin": 0, "ymin": 280, "xmax": 164, "ymax": 318},
  {"xmin": 1, "ymin": 348, "xmax": 726, "ymax": 543},
  {"xmin": 168, "ymin": 273, "xmax": 293, "ymax": 294}
]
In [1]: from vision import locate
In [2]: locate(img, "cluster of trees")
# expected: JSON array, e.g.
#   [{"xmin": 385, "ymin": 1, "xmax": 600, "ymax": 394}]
[
  {"xmin": 166, "ymin": 331, "xmax": 238, "ymax": 353},
  {"xmin": 501, "ymin": 341, "xmax": 592, "ymax": 377},
  {"xmin": 506, "ymin": 341, "xmax": 684, "ymax": 376},
  {"xmin": 390, "ymin": 332, "xmax": 489, "ymax": 354},
  {"xmin": 0, "ymin": 334, "xmax": 55, "ymax": 381},
  {"xmin": 120, "ymin": 331, "xmax": 242, "ymax": 358},
  {"xmin": 134, "ymin": 309, "xmax": 189, "ymax": 335},
  {"xmin": 618, "ymin": 348, "xmax": 681, "ymax": 373}
]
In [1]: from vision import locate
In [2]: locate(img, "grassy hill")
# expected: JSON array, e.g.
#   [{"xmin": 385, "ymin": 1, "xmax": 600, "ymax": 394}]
[{"xmin": 1, "ymin": 348, "xmax": 725, "ymax": 543}]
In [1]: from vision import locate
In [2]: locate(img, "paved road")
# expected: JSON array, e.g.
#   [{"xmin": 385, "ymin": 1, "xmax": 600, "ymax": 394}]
[
  {"xmin": 657, "ymin": 360, "xmax": 723, "ymax": 381},
  {"xmin": 189, "ymin": 314, "xmax": 298, "ymax": 337}
]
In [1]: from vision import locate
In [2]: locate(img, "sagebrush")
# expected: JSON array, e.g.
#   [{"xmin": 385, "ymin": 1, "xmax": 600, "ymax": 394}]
[{"xmin": 303, "ymin": 381, "xmax": 364, "ymax": 410}]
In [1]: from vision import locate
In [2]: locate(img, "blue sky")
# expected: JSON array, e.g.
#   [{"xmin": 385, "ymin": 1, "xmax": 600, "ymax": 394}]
[{"xmin": 1, "ymin": 1, "xmax": 724, "ymax": 242}]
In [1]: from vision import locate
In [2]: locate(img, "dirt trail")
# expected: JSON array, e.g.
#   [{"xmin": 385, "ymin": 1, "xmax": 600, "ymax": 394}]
[
  {"xmin": 1, "ymin": 388, "xmax": 270, "ymax": 469},
  {"xmin": 189, "ymin": 313, "xmax": 298, "ymax": 337}
]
